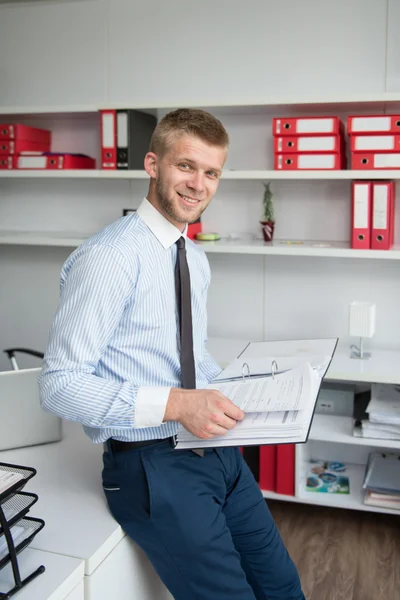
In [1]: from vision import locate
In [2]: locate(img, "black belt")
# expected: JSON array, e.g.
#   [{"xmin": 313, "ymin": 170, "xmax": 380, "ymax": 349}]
[{"xmin": 108, "ymin": 437, "xmax": 174, "ymax": 453}]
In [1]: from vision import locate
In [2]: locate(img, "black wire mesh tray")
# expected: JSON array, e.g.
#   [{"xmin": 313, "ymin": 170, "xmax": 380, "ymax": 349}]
[
  {"xmin": 0, "ymin": 516, "xmax": 45, "ymax": 571},
  {"xmin": 0, "ymin": 492, "xmax": 38, "ymax": 536},
  {"xmin": 0, "ymin": 463, "xmax": 36, "ymax": 504}
]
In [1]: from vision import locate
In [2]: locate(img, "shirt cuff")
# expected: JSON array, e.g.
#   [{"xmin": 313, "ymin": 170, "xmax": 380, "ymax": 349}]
[{"xmin": 134, "ymin": 386, "xmax": 172, "ymax": 428}]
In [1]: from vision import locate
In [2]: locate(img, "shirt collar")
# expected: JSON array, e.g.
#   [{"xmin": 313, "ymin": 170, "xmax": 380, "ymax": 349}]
[{"xmin": 136, "ymin": 197, "xmax": 188, "ymax": 249}]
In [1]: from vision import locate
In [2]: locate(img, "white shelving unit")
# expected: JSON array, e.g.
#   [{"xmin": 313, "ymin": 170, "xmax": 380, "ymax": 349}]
[
  {"xmin": 207, "ymin": 336, "xmax": 400, "ymax": 516},
  {"xmin": 1, "ymin": 94, "xmax": 399, "ymax": 517}
]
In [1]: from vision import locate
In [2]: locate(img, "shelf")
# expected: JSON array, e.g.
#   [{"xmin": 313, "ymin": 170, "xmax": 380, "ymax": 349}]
[
  {"xmin": 309, "ymin": 415, "xmax": 400, "ymax": 449},
  {"xmin": 196, "ymin": 239, "xmax": 400, "ymax": 259},
  {"xmin": 2, "ymin": 169, "xmax": 400, "ymax": 180},
  {"xmin": 2, "ymin": 232, "xmax": 400, "ymax": 260},
  {"xmin": 2, "ymin": 92, "xmax": 400, "ymax": 115},
  {"xmin": 293, "ymin": 462, "xmax": 400, "ymax": 515}
]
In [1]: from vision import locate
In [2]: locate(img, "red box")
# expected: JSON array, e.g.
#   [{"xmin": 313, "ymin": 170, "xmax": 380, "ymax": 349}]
[
  {"xmin": 274, "ymin": 134, "xmax": 342, "ymax": 154},
  {"xmin": 350, "ymin": 135, "xmax": 400, "ymax": 153},
  {"xmin": 351, "ymin": 182, "xmax": 372, "ymax": 250},
  {"xmin": 275, "ymin": 152, "xmax": 344, "ymax": 170},
  {"xmin": 351, "ymin": 152, "xmax": 400, "ymax": 170},
  {"xmin": 14, "ymin": 153, "xmax": 95, "ymax": 170},
  {"xmin": 0, "ymin": 124, "xmax": 51, "ymax": 144},
  {"xmin": 0, "ymin": 156, "xmax": 13, "ymax": 169},
  {"xmin": 348, "ymin": 115, "xmax": 400, "ymax": 135},
  {"xmin": 0, "ymin": 139, "xmax": 51, "ymax": 156},
  {"xmin": 371, "ymin": 182, "xmax": 395, "ymax": 250},
  {"xmin": 272, "ymin": 116, "xmax": 342, "ymax": 137}
]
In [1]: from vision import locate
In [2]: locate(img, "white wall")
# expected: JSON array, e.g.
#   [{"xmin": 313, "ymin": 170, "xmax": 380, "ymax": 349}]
[{"xmin": 1, "ymin": 0, "xmax": 400, "ymax": 371}]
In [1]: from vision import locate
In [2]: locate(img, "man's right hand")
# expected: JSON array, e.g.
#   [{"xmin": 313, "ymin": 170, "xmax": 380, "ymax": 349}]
[{"xmin": 164, "ymin": 388, "xmax": 245, "ymax": 439}]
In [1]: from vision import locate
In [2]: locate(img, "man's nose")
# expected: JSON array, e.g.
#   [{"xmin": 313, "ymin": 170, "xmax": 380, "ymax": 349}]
[{"xmin": 187, "ymin": 171, "xmax": 205, "ymax": 194}]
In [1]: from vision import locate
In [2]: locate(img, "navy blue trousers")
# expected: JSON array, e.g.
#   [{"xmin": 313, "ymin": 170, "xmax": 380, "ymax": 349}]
[{"xmin": 102, "ymin": 439, "xmax": 305, "ymax": 600}]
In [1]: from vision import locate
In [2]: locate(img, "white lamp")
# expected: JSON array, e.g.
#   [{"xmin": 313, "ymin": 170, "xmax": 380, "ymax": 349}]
[{"xmin": 349, "ymin": 301, "xmax": 376, "ymax": 359}]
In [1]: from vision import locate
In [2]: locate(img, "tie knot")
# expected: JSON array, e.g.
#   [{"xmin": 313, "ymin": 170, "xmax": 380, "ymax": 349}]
[{"xmin": 176, "ymin": 236, "xmax": 186, "ymax": 250}]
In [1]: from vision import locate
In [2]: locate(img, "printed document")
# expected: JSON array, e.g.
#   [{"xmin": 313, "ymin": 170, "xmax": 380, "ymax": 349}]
[{"xmin": 175, "ymin": 338, "xmax": 338, "ymax": 449}]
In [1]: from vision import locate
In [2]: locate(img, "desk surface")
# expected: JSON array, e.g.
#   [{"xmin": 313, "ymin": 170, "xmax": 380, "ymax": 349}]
[
  {"xmin": 0, "ymin": 548, "xmax": 84, "ymax": 600},
  {"xmin": 0, "ymin": 422, "xmax": 123, "ymax": 576}
]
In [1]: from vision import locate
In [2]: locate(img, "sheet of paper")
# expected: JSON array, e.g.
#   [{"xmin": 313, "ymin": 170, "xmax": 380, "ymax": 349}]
[{"xmin": 208, "ymin": 362, "xmax": 314, "ymax": 413}]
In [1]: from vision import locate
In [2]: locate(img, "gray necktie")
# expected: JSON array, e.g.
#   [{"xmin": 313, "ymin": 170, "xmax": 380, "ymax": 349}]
[{"xmin": 175, "ymin": 237, "xmax": 204, "ymax": 457}]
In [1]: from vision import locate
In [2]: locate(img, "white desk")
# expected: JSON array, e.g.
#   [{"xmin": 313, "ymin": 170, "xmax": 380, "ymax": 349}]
[
  {"xmin": 0, "ymin": 422, "xmax": 172, "ymax": 600},
  {"xmin": 0, "ymin": 548, "xmax": 84, "ymax": 600}
]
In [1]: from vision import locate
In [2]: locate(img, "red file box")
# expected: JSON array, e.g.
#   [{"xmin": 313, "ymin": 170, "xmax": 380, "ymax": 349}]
[
  {"xmin": 275, "ymin": 153, "xmax": 344, "ymax": 170},
  {"xmin": 100, "ymin": 109, "xmax": 117, "ymax": 169},
  {"xmin": 0, "ymin": 139, "xmax": 50, "ymax": 156},
  {"xmin": 350, "ymin": 135, "xmax": 400, "ymax": 153},
  {"xmin": 371, "ymin": 182, "xmax": 395, "ymax": 250},
  {"xmin": 273, "ymin": 117, "xmax": 342, "ymax": 137},
  {"xmin": 0, "ymin": 156, "xmax": 13, "ymax": 169},
  {"xmin": 14, "ymin": 153, "xmax": 95, "ymax": 170},
  {"xmin": 351, "ymin": 182, "xmax": 372, "ymax": 250},
  {"xmin": 275, "ymin": 444, "xmax": 295, "ymax": 496},
  {"xmin": 0, "ymin": 124, "xmax": 51, "ymax": 144},
  {"xmin": 259, "ymin": 445, "xmax": 276, "ymax": 492},
  {"xmin": 351, "ymin": 152, "xmax": 400, "ymax": 170},
  {"xmin": 348, "ymin": 115, "xmax": 400, "ymax": 135},
  {"xmin": 274, "ymin": 135, "xmax": 342, "ymax": 154}
]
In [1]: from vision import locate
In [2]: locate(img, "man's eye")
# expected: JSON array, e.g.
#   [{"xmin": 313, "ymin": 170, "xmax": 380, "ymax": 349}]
[
  {"xmin": 207, "ymin": 171, "xmax": 218, "ymax": 178},
  {"xmin": 179, "ymin": 163, "xmax": 190, "ymax": 169}
]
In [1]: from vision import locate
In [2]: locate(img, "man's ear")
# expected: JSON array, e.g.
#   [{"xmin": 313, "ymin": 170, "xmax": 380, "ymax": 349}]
[{"xmin": 144, "ymin": 152, "xmax": 158, "ymax": 178}]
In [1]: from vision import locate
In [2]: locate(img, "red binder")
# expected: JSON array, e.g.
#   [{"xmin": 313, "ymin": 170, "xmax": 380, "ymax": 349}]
[
  {"xmin": 274, "ymin": 135, "xmax": 342, "ymax": 154},
  {"xmin": 0, "ymin": 124, "xmax": 51, "ymax": 144},
  {"xmin": 0, "ymin": 139, "xmax": 50, "ymax": 156},
  {"xmin": 348, "ymin": 115, "xmax": 400, "ymax": 135},
  {"xmin": 0, "ymin": 156, "xmax": 13, "ymax": 169},
  {"xmin": 275, "ymin": 444, "xmax": 295, "ymax": 496},
  {"xmin": 350, "ymin": 134, "xmax": 400, "ymax": 153},
  {"xmin": 351, "ymin": 152, "xmax": 400, "ymax": 170},
  {"xmin": 14, "ymin": 153, "xmax": 95, "ymax": 170},
  {"xmin": 187, "ymin": 218, "xmax": 202, "ymax": 240},
  {"xmin": 273, "ymin": 116, "xmax": 342, "ymax": 136},
  {"xmin": 351, "ymin": 181, "xmax": 372, "ymax": 249},
  {"xmin": 100, "ymin": 109, "xmax": 117, "ymax": 169},
  {"xmin": 371, "ymin": 182, "xmax": 395, "ymax": 250},
  {"xmin": 259, "ymin": 445, "xmax": 276, "ymax": 491},
  {"xmin": 275, "ymin": 153, "xmax": 343, "ymax": 170}
]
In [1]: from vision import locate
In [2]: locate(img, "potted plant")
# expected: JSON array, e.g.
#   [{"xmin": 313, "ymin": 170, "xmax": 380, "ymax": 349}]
[{"xmin": 260, "ymin": 181, "xmax": 275, "ymax": 242}]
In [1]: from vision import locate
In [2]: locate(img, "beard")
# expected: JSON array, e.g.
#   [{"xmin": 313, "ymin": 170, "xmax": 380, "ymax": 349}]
[{"xmin": 156, "ymin": 177, "xmax": 204, "ymax": 224}]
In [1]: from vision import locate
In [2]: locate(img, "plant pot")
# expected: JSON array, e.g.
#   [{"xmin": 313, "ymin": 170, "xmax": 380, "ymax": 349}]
[{"xmin": 260, "ymin": 220, "xmax": 275, "ymax": 242}]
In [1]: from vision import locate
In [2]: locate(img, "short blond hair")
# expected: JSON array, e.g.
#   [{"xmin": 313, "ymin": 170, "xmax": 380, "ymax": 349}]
[{"xmin": 149, "ymin": 108, "xmax": 229, "ymax": 156}]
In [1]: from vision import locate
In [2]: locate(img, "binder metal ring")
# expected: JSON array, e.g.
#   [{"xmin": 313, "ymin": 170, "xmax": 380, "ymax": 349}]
[
  {"xmin": 271, "ymin": 360, "xmax": 279, "ymax": 379},
  {"xmin": 241, "ymin": 362, "xmax": 250, "ymax": 382}
]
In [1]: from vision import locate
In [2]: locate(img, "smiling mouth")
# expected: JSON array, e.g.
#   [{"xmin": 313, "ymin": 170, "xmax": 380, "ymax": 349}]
[{"xmin": 177, "ymin": 192, "xmax": 201, "ymax": 204}]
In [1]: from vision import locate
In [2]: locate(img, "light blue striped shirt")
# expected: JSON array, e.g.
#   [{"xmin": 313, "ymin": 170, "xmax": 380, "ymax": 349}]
[{"xmin": 38, "ymin": 198, "xmax": 222, "ymax": 444}]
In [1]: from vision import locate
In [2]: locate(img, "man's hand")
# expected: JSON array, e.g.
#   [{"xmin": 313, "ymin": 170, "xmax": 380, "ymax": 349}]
[{"xmin": 164, "ymin": 388, "xmax": 245, "ymax": 439}]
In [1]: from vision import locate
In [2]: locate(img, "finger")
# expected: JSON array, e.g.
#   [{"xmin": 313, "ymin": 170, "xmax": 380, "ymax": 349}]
[
  {"xmin": 216, "ymin": 414, "xmax": 239, "ymax": 431},
  {"xmin": 222, "ymin": 401, "xmax": 245, "ymax": 421},
  {"xmin": 204, "ymin": 423, "xmax": 230, "ymax": 437}
]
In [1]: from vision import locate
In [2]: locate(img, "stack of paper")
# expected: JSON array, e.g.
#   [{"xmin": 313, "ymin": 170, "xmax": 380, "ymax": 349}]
[
  {"xmin": 175, "ymin": 338, "xmax": 337, "ymax": 450},
  {"xmin": 363, "ymin": 384, "xmax": 400, "ymax": 440},
  {"xmin": 0, "ymin": 470, "xmax": 24, "ymax": 496},
  {"xmin": 362, "ymin": 451, "xmax": 400, "ymax": 510}
]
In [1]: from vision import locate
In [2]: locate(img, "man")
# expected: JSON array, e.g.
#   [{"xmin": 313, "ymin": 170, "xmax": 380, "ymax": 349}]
[{"xmin": 39, "ymin": 108, "xmax": 305, "ymax": 600}]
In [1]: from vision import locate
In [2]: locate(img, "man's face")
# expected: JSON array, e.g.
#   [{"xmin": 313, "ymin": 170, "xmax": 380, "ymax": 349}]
[{"xmin": 146, "ymin": 134, "xmax": 227, "ymax": 230}]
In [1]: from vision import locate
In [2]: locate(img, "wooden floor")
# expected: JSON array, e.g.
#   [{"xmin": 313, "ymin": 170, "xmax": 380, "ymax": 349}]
[{"xmin": 268, "ymin": 500, "xmax": 400, "ymax": 600}]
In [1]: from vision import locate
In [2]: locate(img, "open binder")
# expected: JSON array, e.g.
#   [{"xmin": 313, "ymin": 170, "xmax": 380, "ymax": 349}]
[{"xmin": 175, "ymin": 337, "xmax": 338, "ymax": 450}]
